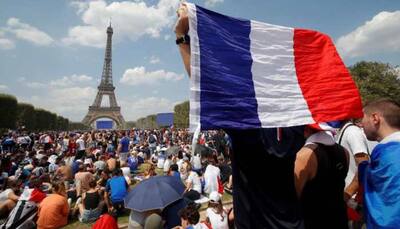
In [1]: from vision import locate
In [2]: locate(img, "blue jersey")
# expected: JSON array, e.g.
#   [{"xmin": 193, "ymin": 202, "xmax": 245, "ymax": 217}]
[
  {"xmin": 120, "ymin": 137, "xmax": 130, "ymax": 153},
  {"xmin": 106, "ymin": 176, "xmax": 128, "ymax": 203},
  {"xmin": 359, "ymin": 141, "xmax": 400, "ymax": 229}
]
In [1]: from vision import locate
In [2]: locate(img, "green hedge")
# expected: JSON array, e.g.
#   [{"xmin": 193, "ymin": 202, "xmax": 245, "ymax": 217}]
[
  {"xmin": 0, "ymin": 93, "xmax": 72, "ymax": 131},
  {"xmin": 0, "ymin": 94, "xmax": 18, "ymax": 129}
]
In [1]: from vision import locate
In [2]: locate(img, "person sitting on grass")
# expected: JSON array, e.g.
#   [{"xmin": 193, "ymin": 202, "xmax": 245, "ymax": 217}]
[
  {"xmin": 37, "ymin": 181, "xmax": 69, "ymax": 229},
  {"xmin": 105, "ymin": 169, "xmax": 129, "ymax": 216},
  {"xmin": 174, "ymin": 205, "xmax": 209, "ymax": 229},
  {"xmin": 74, "ymin": 179, "xmax": 104, "ymax": 223},
  {"xmin": 206, "ymin": 191, "xmax": 229, "ymax": 229}
]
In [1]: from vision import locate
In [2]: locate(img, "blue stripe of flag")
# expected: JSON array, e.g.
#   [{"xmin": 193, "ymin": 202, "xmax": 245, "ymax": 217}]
[{"xmin": 196, "ymin": 5, "xmax": 261, "ymax": 129}]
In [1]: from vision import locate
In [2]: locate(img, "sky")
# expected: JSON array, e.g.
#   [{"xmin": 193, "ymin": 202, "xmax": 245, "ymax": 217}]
[{"xmin": 0, "ymin": 0, "xmax": 399, "ymax": 122}]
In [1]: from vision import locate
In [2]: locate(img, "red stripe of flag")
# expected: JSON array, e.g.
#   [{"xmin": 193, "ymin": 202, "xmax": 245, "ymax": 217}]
[{"xmin": 293, "ymin": 29, "xmax": 363, "ymax": 123}]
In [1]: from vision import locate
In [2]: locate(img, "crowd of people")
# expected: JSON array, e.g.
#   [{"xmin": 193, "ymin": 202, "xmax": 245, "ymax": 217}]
[
  {"xmin": 0, "ymin": 128, "xmax": 234, "ymax": 229},
  {"xmin": 1, "ymin": 98, "xmax": 400, "ymax": 229}
]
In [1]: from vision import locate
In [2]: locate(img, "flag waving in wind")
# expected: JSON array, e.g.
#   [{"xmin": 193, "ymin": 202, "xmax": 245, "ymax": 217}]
[{"xmin": 186, "ymin": 3, "xmax": 363, "ymax": 131}]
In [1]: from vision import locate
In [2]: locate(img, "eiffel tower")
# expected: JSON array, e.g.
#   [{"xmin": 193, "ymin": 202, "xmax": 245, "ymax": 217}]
[{"xmin": 82, "ymin": 23, "xmax": 125, "ymax": 129}]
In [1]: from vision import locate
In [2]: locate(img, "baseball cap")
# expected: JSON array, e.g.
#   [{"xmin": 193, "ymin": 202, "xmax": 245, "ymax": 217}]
[{"xmin": 209, "ymin": 191, "xmax": 221, "ymax": 202}]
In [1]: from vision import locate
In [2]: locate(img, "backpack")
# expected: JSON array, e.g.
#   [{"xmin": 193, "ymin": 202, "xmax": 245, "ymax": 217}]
[{"xmin": 0, "ymin": 200, "xmax": 37, "ymax": 229}]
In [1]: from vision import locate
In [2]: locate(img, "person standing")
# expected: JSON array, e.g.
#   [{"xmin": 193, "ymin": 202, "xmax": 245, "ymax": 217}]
[
  {"xmin": 174, "ymin": 5, "xmax": 306, "ymax": 228},
  {"xmin": 359, "ymin": 99, "xmax": 400, "ymax": 228},
  {"xmin": 336, "ymin": 121, "xmax": 369, "ymax": 201},
  {"xmin": 336, "ymin": 120, "xmax": 370, "ymax": 227},
  {"xmin": 294, "ymin": 126, "xmax": 349, "ymax": 229},
  {"xmin": 117, "ymin": 131, "xmax": 130, "ymax": 165},
  {"xmin": 76, "ymin": 134, "xmax": 86, "ymax": 160}
]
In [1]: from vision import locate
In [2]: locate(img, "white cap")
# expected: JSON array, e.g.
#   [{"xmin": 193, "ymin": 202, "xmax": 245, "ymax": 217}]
[{"xmin": 209, "ymin": 191, "xmax": 221, "ymax": 202}]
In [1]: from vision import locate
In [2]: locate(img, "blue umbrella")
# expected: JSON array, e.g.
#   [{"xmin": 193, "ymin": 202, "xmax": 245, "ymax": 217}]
[{"xmin": 124, "ymin": 175, "xmax": 185, "ymax": 212}]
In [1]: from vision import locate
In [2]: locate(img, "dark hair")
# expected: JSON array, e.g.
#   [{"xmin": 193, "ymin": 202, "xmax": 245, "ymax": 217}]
[
  {"xmin": 51, "ymin": 181, "xmax": 65, "ymax": 195},
  {"xmin": 178, "ymin": 205, "xmax": 200, "ymax": 225},
  {"xmin": 170, "ymin": 164, "xmax": 178, "ymax": 172},
  {"xmin": 113, "ymin": 168, "xmax": 122, "ymax": 176},
  {"xmin": 364, "ymin": 99, "xmax": 400, "ymax": 129},
  {"xmin": 89, "ymin": 179, "xmax": 97, "ymax": 188}
]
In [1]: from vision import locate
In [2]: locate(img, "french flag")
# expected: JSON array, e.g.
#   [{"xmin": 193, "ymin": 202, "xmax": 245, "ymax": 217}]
[{"xmin": 186, "ymin": 3, "xmax": 363, "ymax": 131}]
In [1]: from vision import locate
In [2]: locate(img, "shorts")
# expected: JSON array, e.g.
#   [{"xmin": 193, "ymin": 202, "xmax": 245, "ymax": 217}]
[{"xmin": 79, "ymin": 208, "xmax": 101, "ymax": 223}]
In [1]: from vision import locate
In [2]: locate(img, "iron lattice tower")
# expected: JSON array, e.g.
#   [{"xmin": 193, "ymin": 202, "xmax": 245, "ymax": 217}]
[{"xmin": 82, "ymin": 23, "xmax": 125, "ymax": 129}]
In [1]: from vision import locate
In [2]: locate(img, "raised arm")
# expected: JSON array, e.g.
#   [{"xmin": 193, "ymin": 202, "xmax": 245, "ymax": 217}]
[{"xmin": 175, "ymin": 4, "xmax": 191, "ymax": 77}]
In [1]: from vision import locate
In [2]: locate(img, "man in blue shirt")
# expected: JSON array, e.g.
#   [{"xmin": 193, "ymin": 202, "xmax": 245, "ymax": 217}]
[
  {"xmin": 105, "ymin": 169, "xmax": 129, "ymax": 215},
  {"xmin": 117, "ymin": 132, "xmax": 130, "ymax": 165},
  {"xmin": 359, "ymin": 99, "xmax": 400, "ymax": 228}
]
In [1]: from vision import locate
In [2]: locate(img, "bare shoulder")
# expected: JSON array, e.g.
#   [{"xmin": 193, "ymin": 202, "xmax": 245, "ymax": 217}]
[
  {"xmin": 296, "ymin": 145, "xmax": 316, "ymax": 161},
  {"xmin": 295, "ymin": 144, "xmax": 318, "ymax": 178}
]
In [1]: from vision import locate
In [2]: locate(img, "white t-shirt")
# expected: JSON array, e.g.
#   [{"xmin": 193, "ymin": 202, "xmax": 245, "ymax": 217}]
[
  {"xmin": 76, "ymin": 138, "xmax": 86, "ymax": 151},
  {"xmin": 192, "ymin": 155, "xmax": 202, "ymax": 170},
  {"xmin": 121, "ymin": 166, "xmax": 131, "ymax": 177},
  {"xmin": 157, "ymin": 156, "xmax": 165, "ymax": 169},
  {"xmin": 206, "ymin": 208, "xmax": 229, "ymax": 229},
  {"xmin": 203, "ymin": 164, "xmax": 220, "ymax": 194},
  {"xmin": 187, "ymin": 171, "xmax": 202, "ymax": 193},
  {"xmin": 177, "ymin": 159, "xmax": 184, "ymax": 171},
  {"xmin": 336, "ymin": 123, "xmax": 370, "ymax": 188},
  {"xmin": 163, "ymin": 159, "xmax": 171, "ymax": 173}
]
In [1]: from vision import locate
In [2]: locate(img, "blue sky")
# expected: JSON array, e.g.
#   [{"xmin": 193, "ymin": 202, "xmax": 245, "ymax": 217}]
[{"xmin": 0, "ymin": 0, "xmax": 399, "ymax": 122}]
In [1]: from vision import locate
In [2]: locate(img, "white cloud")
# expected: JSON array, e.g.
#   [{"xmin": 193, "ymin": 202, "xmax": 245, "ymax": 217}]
[
  {"xmin": 63, "ymin": 0, "xmax": 180, "ymax": 48},
  {"xmin": 336, "ymin": 11, "xmax": 400, "ymax": 58},
  {"xmin": 26, "ymin": 82, "xmax": 46, "ymax": 89},
  {"xmin": 17, "ymin": 77, "xmax": 46, "ymax": 89},
  {"xmin": 120, "ymin": 66, "xmax": 183, "ymax": 86},
  {"xmin": 21, "ymin": 86, "xmax": 97, "ymax": 121},
  {"xmin": 0, "ymin": 38, "xmax": 15, "ymax": 50},
  {"xmin": 50, "ymin": 74, "xmax": 93, "ymax": 87},
  {"xmin": 0, "ymin": 84, "xmax": 8, "ymax": 91},
  {"xmin": 6, "ymin": 17, "xmax": 54, "ymax": 46},
  {"xmin": 19, "ymin": 74, "xmax": 93, "ymax": 89},
  {"xmin": 205, "ymin": 0, "xmax": 224, "ymax": 7},
  {"xmin": 120, "ymin": 97, "xmax": 177, "ymax": 120},
  {"xmin": 164, "ymin": 34, "xmax": 171, "ymax": 40},
  {"xmin": 149, "ymin": 55, "xmax": 160, "ymax": 64},
  {"xmin": 70, "ymin": 1, "xmax": 89, "ymax": 15}
]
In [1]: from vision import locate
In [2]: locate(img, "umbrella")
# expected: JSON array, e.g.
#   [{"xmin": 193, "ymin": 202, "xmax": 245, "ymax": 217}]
[
  {"xmin": 194, "ymin": 144, "xmax": 213, "ymax": 157},
  {"xmin": 124, "ymin": 175, "xmax": 185, "ymax": 212},
  {"xmin": 165, "ymin": 145, "xmax": 180, "ymax": 156}
]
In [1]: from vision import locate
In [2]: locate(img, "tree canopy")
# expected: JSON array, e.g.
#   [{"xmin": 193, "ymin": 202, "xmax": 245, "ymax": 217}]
[{"xmin": 349, "ymin": 61, "xmax": 400, "ymax": 104}]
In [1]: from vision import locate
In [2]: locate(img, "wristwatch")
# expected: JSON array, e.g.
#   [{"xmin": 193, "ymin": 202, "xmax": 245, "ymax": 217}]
[{"xmin": 176, "ymin": 34, "xmax": 190, "ymax": 45}]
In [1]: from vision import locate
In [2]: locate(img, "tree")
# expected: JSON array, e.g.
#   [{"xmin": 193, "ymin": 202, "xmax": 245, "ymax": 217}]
[
  {"xmin": 126, "ymin": 121, "xmax": 136, "ymax": 129},
  {"xmin": 349, "ymin": 61, "xmax": 400, "ymax": 104},
  {"xmin": 17, "ymin": 103, "xmax": 36, "ymax": 130},
  {"xmin": 0, "ymin": 93, "xmax": 18, "ymax": 129},
  {"xmin": 173, "ymin": 101, "xmax": 189, "ymax": 128}
]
